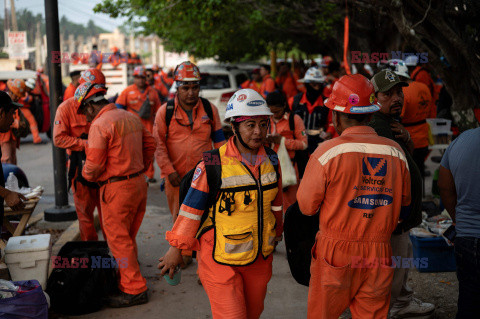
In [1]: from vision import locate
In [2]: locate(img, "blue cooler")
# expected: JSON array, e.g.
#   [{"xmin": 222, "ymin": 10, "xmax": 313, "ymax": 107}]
[{"xmin": 409, "ymin": 235, "xmax": 456, "ymax": 272}]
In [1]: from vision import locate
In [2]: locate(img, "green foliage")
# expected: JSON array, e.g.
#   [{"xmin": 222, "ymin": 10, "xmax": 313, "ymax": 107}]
[{"xmin": 94, "ymin": 0, "xmax": 341, "ymax": 61}]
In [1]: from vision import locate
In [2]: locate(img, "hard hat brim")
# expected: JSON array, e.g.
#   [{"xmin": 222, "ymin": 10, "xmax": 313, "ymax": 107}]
[{"xmin": 324, "ymin": 98, "xmax": 381, "ymax": 114}]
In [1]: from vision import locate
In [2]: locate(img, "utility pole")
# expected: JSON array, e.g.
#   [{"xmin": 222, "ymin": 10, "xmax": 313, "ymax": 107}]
[
  {"xmin": 4, "ymin": 0, "xmax": 9, "ymax": 47},
  {"xmin": 9, "ymin": 0, "xmax": 17, "ymax": 31},
  {"xmin": 43, "ymin": 0, "xmax": 76, "ymax": 222}
]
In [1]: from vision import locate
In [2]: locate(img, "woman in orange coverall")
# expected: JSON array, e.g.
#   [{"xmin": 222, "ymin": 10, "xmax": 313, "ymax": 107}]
[
  {"xmin": 265, "ymin": 91, "xmax": 307, "ymax": 211},
  {"xmin": 158, "ymin": 88, "xmax": 284, "ymax": 319}
]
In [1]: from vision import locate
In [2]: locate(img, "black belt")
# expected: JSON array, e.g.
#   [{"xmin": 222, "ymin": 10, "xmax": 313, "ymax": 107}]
[
  {"xmin": 402, "ymin": 119, "xmax": 427, "ymax": 127},
  {"xmin": 98, "ymin": 171, "xmax": 144, "ymax": 186}
]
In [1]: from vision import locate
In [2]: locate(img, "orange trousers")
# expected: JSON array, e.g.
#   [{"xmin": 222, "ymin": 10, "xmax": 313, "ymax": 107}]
[
  {"xmin": 72, "ymin": 182, "xmax": 104, "ymax": 241},
  {"xmin": 308, "ymin": 234, "xmax": 394, "ymax": 319},
  {"xmin": 198, "ymin": 231, "xmax": 273, "ymax": 319},
  {"xmin": 100, "ymin": 176, "xmax": 148, "ymax": 295},
  {"xmin": 20, "ymin": 108, "xmax": 42, "ymax": 143},
  {"xmin": 165, "ymin": 178, "xmax": 180, "ymax": 222},
  {"xmin": 0, "ymin": 139, "xmax": 17, "ymax": 164}
]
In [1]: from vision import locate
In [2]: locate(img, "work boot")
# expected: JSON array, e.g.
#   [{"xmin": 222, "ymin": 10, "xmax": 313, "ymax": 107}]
[
  {"xmin": 389, "ymin": 298, "xmax": 435, "ymax": 318},
  {"xmin": 107, "ymin": 290, "xmax": 148, "ymax": 308}
]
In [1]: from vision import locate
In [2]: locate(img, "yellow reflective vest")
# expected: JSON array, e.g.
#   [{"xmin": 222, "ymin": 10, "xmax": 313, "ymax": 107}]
[{"xmin": 197, "ymin": 144, "xmax": 279, "ymax": 266}]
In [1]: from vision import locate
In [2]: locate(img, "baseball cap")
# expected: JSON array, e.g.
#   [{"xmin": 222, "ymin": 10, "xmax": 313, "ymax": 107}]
[
  {"xmin": 371, "ymin": 69, "xmax": 408, "ymax": 93},
  {"xmin": 0, "ymin": 91, "xmax": 22, "ymax": 110}
]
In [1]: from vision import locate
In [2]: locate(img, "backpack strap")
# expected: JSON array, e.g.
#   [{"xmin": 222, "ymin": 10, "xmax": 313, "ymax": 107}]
[
  {"xmin": 165, "ymin": 98, "xmax": 216, "ymax": 140},
  {"xmin": 291, "ymin": 93, "xmax": 303, "ymax": 114},
  {"xmin": 264, "ymin": 146, "xmax": 280, "ymax": 180},
  {"xmin": 165, "ymin": 99, "xmax": 175, "ymax": 138},
  {"xmin": 288, "ymin": 111, "xmax": 296, "ymax": 133}
]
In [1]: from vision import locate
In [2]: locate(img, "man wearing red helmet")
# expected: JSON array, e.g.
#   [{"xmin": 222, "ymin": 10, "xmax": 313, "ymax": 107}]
[
  {"xmin": 116, "ymin": 65, "xmax": 161, "ymax": 183},
  {"xmin": 154, "ymin": 61, "xmax": 226, "ymax": 224},
  {"xmin": 76, "ymin": 81, "xmax": 156, "ymax": 307},
  {"xmin": 53, "ymin": 68, "xmax": 107, "ymax": 241},
  {"xmin": 297, "ymin": 74, "xmax": 411, "ymax": 318}
]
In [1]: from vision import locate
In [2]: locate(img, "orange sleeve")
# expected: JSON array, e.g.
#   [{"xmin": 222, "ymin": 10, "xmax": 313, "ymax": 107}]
[
  {"xmin": 166, "ymin": 161, "xmax": 209, "ymax": 250},
  {"xmin": 287, "ymin": 96, "xmax": 294, "ymax": 110},
  {"xmin": 115, "ymin": 89, "xmax": 128, "ymax": 109},
  {"xmin": 82, "ymin": 124, "xmax": 109, "ymax": 182},
  {"xmin": 284, "ymin": 114, "xmax": 307, "ymax": 151},
  {"xmin": 142, "ymin": 125, "xmax": 157, "ymax": 172},
  {"xmin": 53, "ymin": 105, "xmax": 87, "ymax": 151},
  {"xmin": 210, "ymin": 103, "xmax": 227, "ymax": 148},
  {"xmin": 266, "ymin": 78, "xmax": 276, "ymax": 94},
  {"xmin": 153, "ymin": 104, "xmax": 176, "ymax": 177},
  {"xmin": 297, "ymin": 155, "xmax": 327, "ymax": 215}
]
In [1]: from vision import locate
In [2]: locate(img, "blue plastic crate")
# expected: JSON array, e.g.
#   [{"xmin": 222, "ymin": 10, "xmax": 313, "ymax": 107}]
[{"xmin": 409, "ymin": 235, "xmax": 456, "ymax": 272}]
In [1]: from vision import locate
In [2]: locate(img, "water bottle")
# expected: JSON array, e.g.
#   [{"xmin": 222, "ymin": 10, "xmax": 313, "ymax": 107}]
[{"xmin": 6, "ymin": 172, "xmax": 19, "ymax": 191}]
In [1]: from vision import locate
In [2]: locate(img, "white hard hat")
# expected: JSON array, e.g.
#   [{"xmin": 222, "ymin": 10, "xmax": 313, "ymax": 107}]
[
  {"xmin": 298, "ymin": 67, "xmax": 325, "ymax": 83},
  {"xmin": 405, "ymin": 55, "xmax": 419, "ymax": 67},
  {"xmin": 387, "ymin": 59, "xmax": 410, "ymax": 79},
  {"xmin": 225, "ymin": 89, "xmax": 273, "ymax": 121},
  {"xmin": 25, "ymin": 78, "xmax": 36, "ymax": 90}
]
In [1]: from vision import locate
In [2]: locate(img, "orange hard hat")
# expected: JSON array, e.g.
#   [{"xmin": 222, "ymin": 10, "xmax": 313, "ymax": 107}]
[
  {"xmin": 324, "ymin": 74, "xmax": 380, "ymax": 114},
  {"xmin": 7, "ymin": 79, "xmax": 27, "ymax": 98},
  {"xmin": 111, "ymin": 46, "xmax": 119, "ymax": 53},
  {"xmin": 151, "ymin": 64, "xmax": 160, "ymax": 72},
  {"xmin": 133, "ymin": 66, "xmax": 146, "ymax": 77},
  {"xmin": 174, "ymin": 61, "xmax": 201, "ymax": 82},
  {"xmin": 74, "ymin": 81, "xmax": 107, "ymax": 114},
  {"xmin": 79, "ymin": 68, "xmax": 106, "ymax": 86}
]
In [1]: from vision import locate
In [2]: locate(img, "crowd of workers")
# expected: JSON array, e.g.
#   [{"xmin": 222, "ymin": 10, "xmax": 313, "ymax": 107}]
[{"xmin": 0, "ymin": 53, "xmax": 477, "ymax": 318}]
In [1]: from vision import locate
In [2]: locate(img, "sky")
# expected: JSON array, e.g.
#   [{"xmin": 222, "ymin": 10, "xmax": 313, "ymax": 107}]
[{"xmin": 5, "ymin": 0, "xmax": 127, "ymax": 31}]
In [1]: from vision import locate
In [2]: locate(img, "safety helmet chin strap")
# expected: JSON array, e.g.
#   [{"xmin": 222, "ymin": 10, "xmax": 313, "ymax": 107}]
[{"xmin": 232, "ymin": 122, "xmax": 254, "ymax": 151}]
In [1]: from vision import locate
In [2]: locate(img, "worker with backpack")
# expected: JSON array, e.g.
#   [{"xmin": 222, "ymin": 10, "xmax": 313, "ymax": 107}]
[
  {"xmin": 158, "ymin": 89, "xmax": 284, "ymax": 319},
  {"xmin": 288, "ymin": 67, "xmax": 336, "ymax": 178},
  {"xmin": 153, "ymin": 61, "xmax": 226, "ymax": 223},
  {"xmin": 265, "ymin": 91, "xmax": 307, "ymax": 211}
]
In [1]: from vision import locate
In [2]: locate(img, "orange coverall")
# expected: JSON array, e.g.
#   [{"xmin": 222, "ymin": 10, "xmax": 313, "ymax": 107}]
[
  {"xmin": 19, "ymin": 94, "xmax": 42, "ymax": 143},
  {"xmin": 82, "ymin": 103, "xmax": 156, "ymax": 295},
  {"xmin": 275, "ymin": 73, "xmax": 299, "ymax": 99},
  {"xmin": 401, "ymin": 81, "xmax": 432, "ymax": 149},
  {"xmin": 116, "ymin": 84, "xmax": 161, "ymax": 179},
  {"xmin": 268, "ymin": 113, "xmax": 307, "ymax": 210},
  {"xmin": 153, "ymin": 97, "xmax": 226, "ymax": 220},
  {"xmin": 297, "ymin": 126, "xmax": 411, "ymax": 319},
  {"xmin": 166, "ymin": 138, "xmax": 284, "ymax": 319},
  {"xmin": 63, "ymin": 83, "xmax": 76, "ymax": 101},
  {"xmin": 260, "ymin": 74, "xmax": 276, "ymax": 98},
  {"xmin": 53, "ymin": 97, "xmax": 104, "ymax": 241}
]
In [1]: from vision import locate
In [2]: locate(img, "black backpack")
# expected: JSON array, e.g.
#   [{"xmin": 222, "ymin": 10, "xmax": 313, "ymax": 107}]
[
  {"xmin": 284, "ymin": 202, "xmax": 319, "ymax": 286},
  {"xmin": 165, "ymin": 97, "xmax": 214, "ymax": 139},
  {"xmin": 46, "ymin": 241, "xmax": 117, "ymax": 315},
  {"xmin": 178, "ymin": 147, "xmax": 280, "ymax": 237}
]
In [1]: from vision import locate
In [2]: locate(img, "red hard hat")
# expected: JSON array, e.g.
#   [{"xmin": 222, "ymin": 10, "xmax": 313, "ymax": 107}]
[
  {"xmin": 79, "ymin": 68, "xmax": 106, "ymax": 86},
  {"xmin": 7, "ymin": 79, "xmax": 26, "ymax": 98},
  {"xmin": 74, "ymin": 82, "xmax": 107, "ymax": 114},
  {"xmin": 133, "ymin": 66, "xmax": 146, "ymax": 77},
  {"xmin": 174, "ymin": 61, "xmax": 201, "ymax": 82},
  {"xmin": 324, "ymin": 74, "xmax": 380, "ymax": 114}
]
